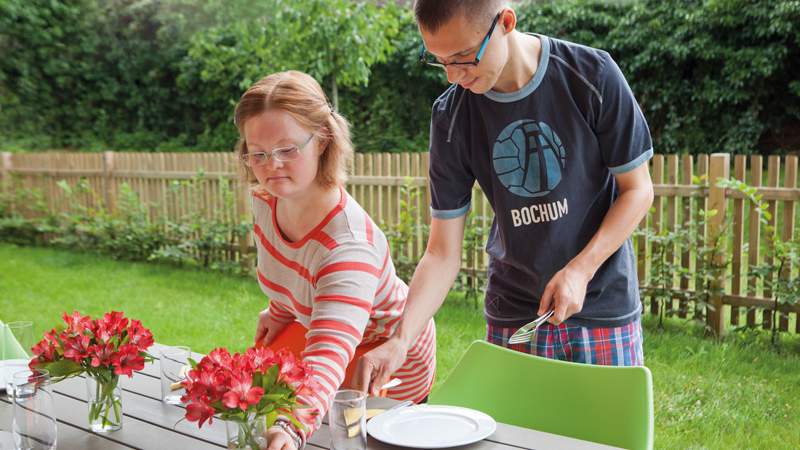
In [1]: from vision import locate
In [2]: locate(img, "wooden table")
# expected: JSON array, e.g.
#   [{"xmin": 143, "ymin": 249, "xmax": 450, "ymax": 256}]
[{"xmin": 1, "ymin": 344, "xmax": 619, "ymax": 449}]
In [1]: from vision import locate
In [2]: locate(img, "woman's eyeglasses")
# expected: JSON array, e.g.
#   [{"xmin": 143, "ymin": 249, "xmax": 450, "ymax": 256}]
[{"xmin": 241, "ymin": 134, "xmax": 314, "ymax": 167}]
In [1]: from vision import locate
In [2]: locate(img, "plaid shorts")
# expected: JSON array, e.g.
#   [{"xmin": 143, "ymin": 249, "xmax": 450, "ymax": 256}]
[{"xmin": 486, "ymin": 318, "xmax": 644, "ymax": 366}]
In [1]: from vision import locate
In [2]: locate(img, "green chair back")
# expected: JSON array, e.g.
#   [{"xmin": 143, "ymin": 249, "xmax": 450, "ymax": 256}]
[{"xmin": 429, "ymin": 340, "xmax": 653, "ymax": 450}]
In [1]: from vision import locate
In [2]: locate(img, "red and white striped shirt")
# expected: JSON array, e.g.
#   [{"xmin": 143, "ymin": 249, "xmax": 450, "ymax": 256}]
[{"xmin": 252, "ymin": 187, "xmax": 436, "ymax": 440}]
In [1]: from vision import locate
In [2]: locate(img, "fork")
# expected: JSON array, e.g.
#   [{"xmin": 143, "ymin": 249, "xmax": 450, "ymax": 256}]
[{"xmin": 507, "ymin": 310, "xmax": 555, "ymax": 344}]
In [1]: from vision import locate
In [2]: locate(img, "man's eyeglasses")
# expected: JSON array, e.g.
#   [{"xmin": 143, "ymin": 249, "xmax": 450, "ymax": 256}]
[
  {"xmin": 419, "ymin": 12, "xmax": 502, "ymax": 69},
  {"xmin": 241, "ymin": 134, "xmax": 314, "ymax": 167}
]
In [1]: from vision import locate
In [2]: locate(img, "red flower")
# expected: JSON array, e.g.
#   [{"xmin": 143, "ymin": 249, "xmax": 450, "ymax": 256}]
[
  {"xmin": 185, "ymin": 366, "xmax": 228, "ymax": 402},
  {"xmin": 206, "ymin": 348, "xmax": 233, "ymax": 369},
  {"xmin": 62, "ymin": 333, "xmax": 92, "ymax": 363},
  {"xmin": 62, "ymin": 311, "xmax": 92, "ymax": 334},
  {"xmin": 89, "ymin": 343, "xmax": 116, "ymax": 368},
  {"xmin": 112, "ymin": 344, "xmax": 145, "ymax": 377},
  {"xmin": 276, "ymin": 349, "xmax": 312, "ymax": 385},
  {"xmin": 222, "ymin": 374, "xmax": 264, "ymax": 411},
  {"xmin": 293, "ymin": 406, "xmax": 320, "ymax": 425},
  {"xmin": 95, "ymin": 311, "xmax": 129, "ymax": 343},
  {"xmin": 294, "ymin": 376, "xmax": 322, "ymax": 399},
  {"xmin": 245, "ymin": 347, "xmax": 277, "ymax": 373},
  {"xmin": 183, "ymin": 345, "xmax": 310, "ymax": 432},
  {"xmin": 186, "ymin": 397, "xmax": 216, "ymax": 428},
  {"xmin": 30, "ymin": 330, "xmax": 60, "ymax": 363},
  {"xmin": 126, "ymin": 319, "xmax": 154, "ymax": 350}
]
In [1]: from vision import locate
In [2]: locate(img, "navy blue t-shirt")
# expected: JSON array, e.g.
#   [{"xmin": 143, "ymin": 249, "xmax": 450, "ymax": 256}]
[{"xmin": 429, "ymin": 35, "xmax": 653, "ymax": 328}]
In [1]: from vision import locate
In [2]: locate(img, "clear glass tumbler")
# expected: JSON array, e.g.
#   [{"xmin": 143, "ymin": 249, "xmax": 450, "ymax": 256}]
[
  {"xmin": 329, "ymin": 389, "xmax": 367, "ymax": 450},
  {"xmin": 12, "ymin": 369, "xmax": 57, "ymax": 450},
  {"xmin": 159, "ymin": 346, "xmax": 191, "ymax": 405}
]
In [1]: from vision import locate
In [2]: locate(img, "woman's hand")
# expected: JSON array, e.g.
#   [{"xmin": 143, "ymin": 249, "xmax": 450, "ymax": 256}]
[
  {"xmin": 266, "ymin": 426, "xmax": 298, "ymax": 450},
  {"xmin": 254, "ymin": 309, "xmax": 287, "ymax": 347}
]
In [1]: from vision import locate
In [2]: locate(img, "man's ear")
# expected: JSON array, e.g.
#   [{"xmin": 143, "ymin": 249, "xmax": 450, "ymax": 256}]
[{"xmin": 499, "ymin": 7, "xmax": 517, "ymax": 34}]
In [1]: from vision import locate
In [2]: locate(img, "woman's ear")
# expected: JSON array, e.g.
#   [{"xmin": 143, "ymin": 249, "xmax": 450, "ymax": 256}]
[{"xmin": 315, "ymin": 127, "xmax": 332, "ymax": 156}]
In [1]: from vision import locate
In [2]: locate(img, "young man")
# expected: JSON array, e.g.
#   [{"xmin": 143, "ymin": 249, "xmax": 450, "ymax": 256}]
[{"xmin": 353, "ymin": 0, "xmax": 654, "ymax": 396}]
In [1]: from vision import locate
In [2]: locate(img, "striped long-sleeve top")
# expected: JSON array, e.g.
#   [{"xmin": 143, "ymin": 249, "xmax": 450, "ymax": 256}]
[{"xmin": 252, "ymin": 187, "xmax": 436, "ymax": 442}]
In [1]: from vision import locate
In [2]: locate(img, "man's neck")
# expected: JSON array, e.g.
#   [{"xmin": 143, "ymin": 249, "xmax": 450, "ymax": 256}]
[{"xmin": 492, "ymin": 31, "xmax": 541, "ymax": 94}]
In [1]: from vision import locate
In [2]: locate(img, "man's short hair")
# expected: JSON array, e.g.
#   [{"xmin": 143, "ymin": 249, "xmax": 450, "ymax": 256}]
[{"xmin": 413, "ymin": 0, "xmax": 506, "ymax": 33}]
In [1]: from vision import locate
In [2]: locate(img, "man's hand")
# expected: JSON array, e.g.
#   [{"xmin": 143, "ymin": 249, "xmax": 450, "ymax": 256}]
[
  {"xmin": 537, "ymin": 263, "xmax": 591, "ymax": 325},
  {"xmin": 349, "ymin": 336, "xmax": 409, "ymax": 397}
]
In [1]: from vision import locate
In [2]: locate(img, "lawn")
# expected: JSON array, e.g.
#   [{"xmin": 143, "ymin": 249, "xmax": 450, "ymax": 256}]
[{"xmin": 2, "ymin": 244, "xmax": 798, "ymax": 449}]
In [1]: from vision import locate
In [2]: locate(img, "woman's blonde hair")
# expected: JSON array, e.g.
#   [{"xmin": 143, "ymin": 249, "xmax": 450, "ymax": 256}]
[{"xmin": 233, "ymin": 70, "xmax": 353, "ymax": 191}]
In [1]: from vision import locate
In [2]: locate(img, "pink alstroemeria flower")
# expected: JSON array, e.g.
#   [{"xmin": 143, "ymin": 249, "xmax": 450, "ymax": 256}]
[{"xmin": 222, "ymin": 374, "xmax": 264, "ymax": 411}]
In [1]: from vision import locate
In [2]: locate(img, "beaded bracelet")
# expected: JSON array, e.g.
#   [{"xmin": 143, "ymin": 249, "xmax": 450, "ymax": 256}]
[{"xmin": 273, "ymin": 418, "xmax": 303, "ymax": 449}]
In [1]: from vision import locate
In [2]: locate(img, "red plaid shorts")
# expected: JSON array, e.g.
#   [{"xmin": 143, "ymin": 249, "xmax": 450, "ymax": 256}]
[{"xmin": 486, "ymin": 318, "xmax": 644, "ymax": 366}]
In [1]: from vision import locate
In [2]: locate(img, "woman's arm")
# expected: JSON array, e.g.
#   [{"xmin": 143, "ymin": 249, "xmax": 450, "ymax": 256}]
[{"xmin": 289, "ymin": 241, "xmax": 381, "ymax": 443}]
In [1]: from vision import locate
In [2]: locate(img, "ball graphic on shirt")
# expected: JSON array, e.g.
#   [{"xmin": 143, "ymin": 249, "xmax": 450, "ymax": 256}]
[{"xmin": 492, "ymin": 119, "xmax": 567, "ymax": 197}]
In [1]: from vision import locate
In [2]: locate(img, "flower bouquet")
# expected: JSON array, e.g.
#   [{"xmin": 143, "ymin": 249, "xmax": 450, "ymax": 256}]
[
  {"xmin": 181, "ymin": 346, "xmax": 318, "ymax": 449},
  {"xmin": 28, "ymin": 311, "xmax": 154, "ymax": 432}
]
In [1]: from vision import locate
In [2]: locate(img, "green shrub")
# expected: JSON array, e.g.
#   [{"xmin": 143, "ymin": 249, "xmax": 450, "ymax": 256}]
[
  {"xmin": 1, "ymin": 0, "xmax": 798, "ymax": 154},
  {"xmin": 0, "ymin": 176, "xmax": 250, "ymax": 275}
]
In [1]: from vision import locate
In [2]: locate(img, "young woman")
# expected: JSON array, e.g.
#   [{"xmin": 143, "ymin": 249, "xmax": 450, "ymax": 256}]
[{"xmin": 235, "ymin": 71, "xmax": 436, "ymax": 450}]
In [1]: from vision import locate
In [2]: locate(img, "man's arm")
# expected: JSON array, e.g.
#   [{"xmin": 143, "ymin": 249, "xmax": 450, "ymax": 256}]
[
  {"xmin": 538, "ymin": 163, "xmax": 654, "ymax": 324},
  {"xmin": 350, "ymin": 214, "xmax": 466, "ymax": 396}
]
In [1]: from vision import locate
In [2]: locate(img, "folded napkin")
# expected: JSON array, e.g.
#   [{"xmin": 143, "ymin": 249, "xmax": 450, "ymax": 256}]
[
  {"xmin": 1, "ymin": 320, "xmax": 29, "ymax": 360},
  {"xmin": 343, "ymin": 408, "xmax": 385, "ymax": 438}
]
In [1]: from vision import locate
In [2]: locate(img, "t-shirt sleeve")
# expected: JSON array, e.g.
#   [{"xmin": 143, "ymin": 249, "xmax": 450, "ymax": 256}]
[
  {"xmin": 595, "ymin": 53, "xmax": 654, "ymax": 174},
  {"xmin": 428, "ymin": 96, "xmax": 475, "ymax": 219}
]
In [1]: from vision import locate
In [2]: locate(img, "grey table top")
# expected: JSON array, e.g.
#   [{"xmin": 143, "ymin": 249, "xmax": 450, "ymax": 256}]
[{"xmin": 1, "ymin": 343, "xmax": 619, "ymax": 450}]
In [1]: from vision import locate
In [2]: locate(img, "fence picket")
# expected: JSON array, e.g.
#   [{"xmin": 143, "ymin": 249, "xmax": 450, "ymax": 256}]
[
  {"xmin": 666, "ymin": 154, "xmax": 679, "ymax": 316},
  {"xmin": 679, "ymin": 154, "xmax": 693, "ymax": 318},
  {"xmin": 763, "ymin": 156, "xmax": 780, "ymax": 330},
  {"xmin": 731, "ymin": 155, "xmax": 746, "ymax": 325},
  {"xmin": 781, "ymin": 156, "xmax": 797, "ymax": 332},
  {"xmin": 651, "ymin": 154, "xmax": 664, "ymax": 315}
]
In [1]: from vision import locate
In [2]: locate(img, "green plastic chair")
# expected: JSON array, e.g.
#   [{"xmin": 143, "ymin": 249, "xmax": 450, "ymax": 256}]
[
  {"xmin": 429, "ymin": 340, "xmax": 653, "ymax": 450},
  {"xmin": 1, "ymin": 320, "xmax": 30, "ymax": 360}
]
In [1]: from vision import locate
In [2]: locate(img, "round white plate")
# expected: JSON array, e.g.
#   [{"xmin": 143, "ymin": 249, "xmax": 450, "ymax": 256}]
[
  {"xmin": 367, "ymin": 404, "xmax": 496, "ymax": 449},
  {"xmin": 0, "ymin": 359, "xmax": 30, "ymax": 392}
]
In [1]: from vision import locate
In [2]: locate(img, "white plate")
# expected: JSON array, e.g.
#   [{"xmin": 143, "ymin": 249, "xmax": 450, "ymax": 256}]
[
  {"xmin": 367, "ymin": 404, "xmax": 496, "ymax": 449},
  {"xmin": 0, "ymin": 359, "xmax": 30, "ymax": 392}
]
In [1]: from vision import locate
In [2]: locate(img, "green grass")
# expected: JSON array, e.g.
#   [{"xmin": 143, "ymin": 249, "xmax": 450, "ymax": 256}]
[{"xmin": 2, "ymin": 244, "xmax": 799, "ymax": 449}]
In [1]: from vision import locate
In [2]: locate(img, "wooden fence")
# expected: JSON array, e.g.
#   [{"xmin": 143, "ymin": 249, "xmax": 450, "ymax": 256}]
[{"xmin": 2, "ymin": 151, "xmax": 799, "ymax": 336}]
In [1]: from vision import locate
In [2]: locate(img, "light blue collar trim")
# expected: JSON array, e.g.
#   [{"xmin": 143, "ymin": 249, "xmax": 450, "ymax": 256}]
[{"xmin": 484, "ymin": 34, "xmax": 549, "ymax": 103}]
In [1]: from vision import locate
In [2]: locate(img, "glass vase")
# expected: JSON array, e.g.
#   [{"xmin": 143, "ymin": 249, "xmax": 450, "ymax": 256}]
[
  {"xmin": 85, "ymin": 372, "xmax": 123, "ymax": 432},
  {"xmin": 225, "ymin": 413, "xmax": 268, "ymax": 449}
]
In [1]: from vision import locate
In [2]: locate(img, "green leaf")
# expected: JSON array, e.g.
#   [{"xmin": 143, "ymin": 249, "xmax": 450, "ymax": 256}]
[
  {"xmin": 263, "ymin": 365, "xmax": 278, "ymax": 390},
  {"xmin": 38, "ymin": 359, "xmax": 83, "ymax": 378}
]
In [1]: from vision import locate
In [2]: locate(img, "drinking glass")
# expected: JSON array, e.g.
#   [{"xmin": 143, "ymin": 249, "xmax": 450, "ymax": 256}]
[
  {"xmin": 160, "ymin": 346, "xmax": 191, "ymax": 405},
  {"xmin": 12, "ymin": 369, "xmax": 56, "ymax": 450},
  {"xmin": 329, "ymin": 389, "xmax": 367, "ymax": 450}
]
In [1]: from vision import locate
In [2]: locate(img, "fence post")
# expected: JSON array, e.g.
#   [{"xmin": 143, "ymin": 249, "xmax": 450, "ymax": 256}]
[
  {"xmin": 102, "ymin": 151, "xmax": 115, "ymax": 212},
  {"xmin": 707, "ymin": 153, "xmax": 730, "ymax": 337},
  {"xmin": 1, "ymin": 152, "xmax": 12, "ymax": 213}
]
